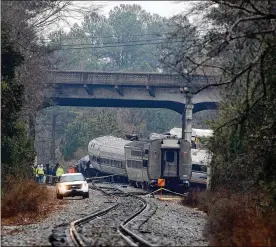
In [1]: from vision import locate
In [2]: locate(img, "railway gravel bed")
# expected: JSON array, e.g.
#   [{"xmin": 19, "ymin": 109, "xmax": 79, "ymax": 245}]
[
  {"xmin": 1, "ymin": 189, "xmax": 110, "ymax": 247},
  {"xmin": 75, "ymin": 194, "xmax": 144, "ymax": 246},
  {"xmin": 129, "ymin": 197, "xmax": 208, "ymax": 246},
  {"xmin": 2, "ymin": 182, "xmax": 208, "ymax": 246},
  {"xmin": 97, "ymin": 183, "xmax": 209, "ymax": 246}
]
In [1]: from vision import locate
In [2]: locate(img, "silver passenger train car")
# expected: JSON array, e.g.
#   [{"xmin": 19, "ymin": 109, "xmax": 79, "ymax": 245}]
[
  {"xmin": 88, "ymin": 136, "xmax": 130, "ymax": 177},
  {"xmin": 88, "ymin": 135, "xmax": 192, "ymax": 191}
]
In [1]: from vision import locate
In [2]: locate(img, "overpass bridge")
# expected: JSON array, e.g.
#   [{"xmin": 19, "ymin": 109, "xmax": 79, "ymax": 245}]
[{"xmin": 44, "ymin": 70, "xmax": 220, "ymax": 114}]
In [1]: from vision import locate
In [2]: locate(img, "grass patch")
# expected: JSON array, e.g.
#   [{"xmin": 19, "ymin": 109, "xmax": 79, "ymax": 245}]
[
  {"xmin": 183, "ymin": 189, "xmax": 276, "ymax": 246},
  {"xmin": 1, "ymin": 176, "xmax": 66, "ymax": 225}
]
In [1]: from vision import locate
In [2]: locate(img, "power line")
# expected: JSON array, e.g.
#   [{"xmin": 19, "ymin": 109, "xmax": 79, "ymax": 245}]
[
  {"xmin": 42, "ymin": 32, "xmax": 167, "ymax": 41},
  {"xmin": 42, "ymin": 28, "xmax": 223, "ymax": 42},
  {"xmin": 57, "ymin": 36, "xmax": 199, "ymax": 47},
  {"xmin": 60, "ymin": 39, "xmax": 200, "ymax": 50}
]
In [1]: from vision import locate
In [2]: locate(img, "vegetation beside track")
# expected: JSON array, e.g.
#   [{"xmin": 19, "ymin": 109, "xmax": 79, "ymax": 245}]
[
  {"xmin": 1, "ymin": 177, "xmax": 66, "ymax": 226},
  {"xmin": 183, "ymin": 189, "xmax": 276, "ymax": 246}
]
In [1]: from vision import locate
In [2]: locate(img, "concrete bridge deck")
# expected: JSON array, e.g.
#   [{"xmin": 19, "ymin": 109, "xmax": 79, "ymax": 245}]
[{"xmin": 45, "ymin": 70, "xmax": 220, "ymax": 113}]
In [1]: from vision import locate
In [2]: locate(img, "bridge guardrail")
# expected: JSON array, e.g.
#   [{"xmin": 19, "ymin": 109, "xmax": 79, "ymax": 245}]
[{"xmin": 47, "ymin": 70, "xmax": 217, "ymax": 87}]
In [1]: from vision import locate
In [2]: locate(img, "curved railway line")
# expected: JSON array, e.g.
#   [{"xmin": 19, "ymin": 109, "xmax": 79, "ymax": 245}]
[{"xmin": 69, "ymin": 184, "xmax": 155, "ymax": 247}]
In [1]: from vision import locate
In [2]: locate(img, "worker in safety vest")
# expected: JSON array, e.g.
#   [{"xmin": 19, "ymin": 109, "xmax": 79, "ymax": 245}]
[
  {"xmin": 56, "ymin": 164, "xmax": 64, "ymax": 177},
  {"xmin": 37, "ymin": 164, "xmax": 45, "ymax": 184}
]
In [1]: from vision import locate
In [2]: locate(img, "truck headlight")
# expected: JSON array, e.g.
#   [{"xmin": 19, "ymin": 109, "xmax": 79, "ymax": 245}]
[
  {"xmin": 82, "ymin": 183, "xmax": 88, "ymax": 188},
  {"xmin": 59, "ymin": 184, "xmax": 66, "ymax": 193}
]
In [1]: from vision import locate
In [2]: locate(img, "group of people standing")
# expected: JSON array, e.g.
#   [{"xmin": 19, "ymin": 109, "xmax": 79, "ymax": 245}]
[{"xmin": 33, "ymin": 163, "xmax": 65, "ymax": 184}]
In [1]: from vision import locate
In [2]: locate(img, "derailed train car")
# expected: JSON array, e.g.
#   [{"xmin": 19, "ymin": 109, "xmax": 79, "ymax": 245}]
[
  {"xmin": 88, "ymin": 135, "xmax": 192, "ymax": 191},
  {"xmin": 125, "ymin": 138, "xmax": 192, "ymax": 191},
  {"xmin": 88, "ymin": 136, "xmax": 131, "ymax": 177},
  {"xmin": 190, "ymin": 149, "xmax": 211, "ymax": 189}
]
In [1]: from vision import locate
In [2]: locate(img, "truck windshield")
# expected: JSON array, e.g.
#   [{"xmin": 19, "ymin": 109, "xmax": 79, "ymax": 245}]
[{"xmin": 60, "ymin": 174, "xmax": 85, "ymax": 182}]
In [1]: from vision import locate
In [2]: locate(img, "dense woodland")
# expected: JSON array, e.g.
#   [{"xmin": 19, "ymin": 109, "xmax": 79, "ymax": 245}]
[{"xmin": 1, "ymin": 1, "xmax": 276, "ymax": 245}]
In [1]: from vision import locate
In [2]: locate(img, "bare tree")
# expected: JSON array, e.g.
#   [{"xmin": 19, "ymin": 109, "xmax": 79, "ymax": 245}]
[
  {"xmin": 161, "ymin": 0, "xmax": 276, "ymax": 191},
  {"xmin": 1, "ymin": 1, "xmax": 93, "ymax": 138}
]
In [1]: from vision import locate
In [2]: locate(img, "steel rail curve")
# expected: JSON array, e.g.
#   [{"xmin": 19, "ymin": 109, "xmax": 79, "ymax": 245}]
[
  {"xmin": 69, "ymin": 185, "xmax": 155, "ymax": 247},
  {"xmin": 69, "ymin": 203, "xmax": 119, "ymax": 246},
  {"xmin": 118, "ymin": 196, "xmax": 155, "ymax": 247}
]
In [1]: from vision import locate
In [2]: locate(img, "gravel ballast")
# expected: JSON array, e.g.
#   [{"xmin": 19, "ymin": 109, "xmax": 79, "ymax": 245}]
[
  {"xmin": 1, "ymin": 182, "xmax": 208, "ymax": 246},
  {"xmin": 1, "ymin": 188, "xmax": 109, "ymax": 247},
  {"xmin": 111, "ymin": 183, "xmax": 208, "ymax": 246}
]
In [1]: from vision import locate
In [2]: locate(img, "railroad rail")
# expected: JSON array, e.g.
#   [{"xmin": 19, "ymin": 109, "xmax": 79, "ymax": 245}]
[{"xmin": 69, "ymin": 184, "xmax": 155, "ymax": 247}]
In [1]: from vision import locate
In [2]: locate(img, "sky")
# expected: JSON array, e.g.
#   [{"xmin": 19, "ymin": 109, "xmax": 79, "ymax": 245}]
[
  {"xmin": 94, "ymin": 1, "xmax": 191, "ymax": 17},
  {"xmin": 42, "ymin": 1, "xmax": 203, "ymax": 36},
  {"xmin": 65, "ymin": 1, "xmax": 197, "ymax": 27}
]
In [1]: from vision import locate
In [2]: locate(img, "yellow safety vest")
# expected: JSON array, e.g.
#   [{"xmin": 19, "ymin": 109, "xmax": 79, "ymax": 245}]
[
  {"xmin": 37, "ymin": 167, "xmax": 44, "ymax": 175},
  {"xmin": 56, "ymin": 167, "xmax": 64, "ymax": 176}
]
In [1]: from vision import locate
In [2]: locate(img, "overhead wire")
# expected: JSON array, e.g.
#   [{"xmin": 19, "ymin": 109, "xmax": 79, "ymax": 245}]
[
  {"xmin": 59, "ymin": 38, "xmax": 202, "ymax": 50},
  {"xmin": 42, "ymin": 28, "xmax": 224, "ymax": 42},
  {"xmin": 58, "ymin": 36, "xmax": 200, "ymax": 47}
]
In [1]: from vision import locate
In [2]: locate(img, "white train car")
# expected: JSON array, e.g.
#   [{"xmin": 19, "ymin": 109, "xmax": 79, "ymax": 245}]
[
  {"xmin": 88, "ymin": 136, "xmax": 132, "ymax": 177},
  {"xmin": 169, "ymin": 128, "xmax": 213, "ymax": 188},
  {"xmin": 190, "ymin": 149, "xmax": 212, "ymax": 188},
  {"xmin": 169, "ymin": 127, "xmax": 213, "ymax": 148}
]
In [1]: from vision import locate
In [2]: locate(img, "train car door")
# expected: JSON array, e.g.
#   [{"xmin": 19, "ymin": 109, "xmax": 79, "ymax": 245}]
[{"xmin": 161, "ymin": 149, "xmax": 179, "ymax": 177}]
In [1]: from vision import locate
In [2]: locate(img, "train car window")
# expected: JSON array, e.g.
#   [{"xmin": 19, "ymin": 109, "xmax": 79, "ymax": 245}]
[
  {"xmin": 165, "ymin": 151, "xmax": 175, "ymax": 162},
  {"xmin": 201, "ymin": 165, "xmax": 207, "ymax": 172},
  {"xmin": 127, "ymin": 160, "xmax": 131, "ymax": 167},
  {"xmin": 115, "ymin": 160, "xmax": 120, "ymax": 167},
  {"xmin": 192, "ymin": 164, "xmax": 200, "ymax": 171},
  {"xmin": 131, "ymin": 150, "xmax": 142, "ymax": 156},
  {"xmin": 192, "ymin": 164, "xmax": 206, "ymax": 172},
  {"xmin": 143, "ymin": 160, "xmax": 148, "ymax": 168}
]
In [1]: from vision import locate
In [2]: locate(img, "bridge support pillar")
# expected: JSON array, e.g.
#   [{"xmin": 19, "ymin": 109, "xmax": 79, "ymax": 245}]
[{"xmin": 181, "ymin": 88, "xmax": 194, "ymax": 143}]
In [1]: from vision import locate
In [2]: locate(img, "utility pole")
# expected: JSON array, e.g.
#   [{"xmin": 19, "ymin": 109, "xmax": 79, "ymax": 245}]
[{"xmin": 181, "ymin": 87, "xmax": 194, "ymax": 143}]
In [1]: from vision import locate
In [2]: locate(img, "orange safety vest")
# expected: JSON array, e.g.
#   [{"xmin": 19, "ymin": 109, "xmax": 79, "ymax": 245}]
[{"xmin": 68, "ymin": 167, "xmax": 75, "ymax": 173}]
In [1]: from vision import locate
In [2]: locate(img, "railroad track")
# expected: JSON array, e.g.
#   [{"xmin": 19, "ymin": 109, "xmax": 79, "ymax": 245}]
[{"xmin": 69, "ymin": 184, "xmax": 155, "ymax": 247}]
